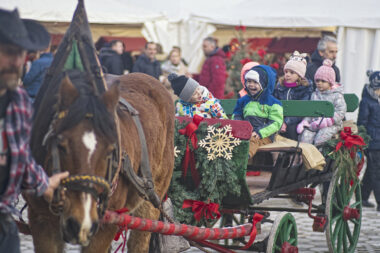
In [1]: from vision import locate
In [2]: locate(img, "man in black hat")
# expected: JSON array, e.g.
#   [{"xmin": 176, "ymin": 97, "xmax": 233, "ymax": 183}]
[{"xmin": 0, "ymin": 8, "xmax": 69, "ymax": 252}]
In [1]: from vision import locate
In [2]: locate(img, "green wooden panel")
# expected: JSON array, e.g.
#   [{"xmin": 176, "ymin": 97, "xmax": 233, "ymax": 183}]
[
  {"xmin": 220, "ymin": 99, "xmax": 334, "ymax": 117},
  {"xmin": 344, "ymin": 93, "xmax": 359, "ymax": 113},
  {"xmin": 282, "ymin": 100, "xmax": 334, "ymax": 117}
]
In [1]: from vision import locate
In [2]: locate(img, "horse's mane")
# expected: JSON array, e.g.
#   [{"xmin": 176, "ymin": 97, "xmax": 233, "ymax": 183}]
[{"xmin": 31, "ymin": 69, "xmax": 117, "ymax": 164}]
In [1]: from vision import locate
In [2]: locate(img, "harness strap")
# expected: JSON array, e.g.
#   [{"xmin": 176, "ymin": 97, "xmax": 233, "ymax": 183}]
[{"xmin": 118, "ymin": 97, "xmax": 161, "ymax": 208}]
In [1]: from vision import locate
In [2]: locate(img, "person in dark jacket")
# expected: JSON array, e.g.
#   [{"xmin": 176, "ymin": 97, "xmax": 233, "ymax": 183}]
[
  {"xmin": 0, "ymin": 8, "xmax": 68, "ymax": 252},
  {"xmin": 305, "ymin": 36, "xmax": 340, "ymax": 89},
  {"xmin": 22, "ymin": 45, "xmax": 53, "ymax": 99},
  {"xmin": 274, "ymin": 51, "xmax": 313, "ymax": 140},
  {"xmin": 132, "ymin": 42, "xmax": 162, "ymax": 79},
  {"xmin": 98, "ymin": 40, "xmax": 124, "ymax": 75},
  {"xmin": 357, "ymin": 70, "xmax": 380, "ymax": 211},
  {"xmin": 195, "ymin": 37, "xmax": 227, "ymax": 99}
]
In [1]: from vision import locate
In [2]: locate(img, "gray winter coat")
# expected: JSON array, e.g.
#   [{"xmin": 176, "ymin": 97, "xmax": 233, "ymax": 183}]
[{"xmin": 301, "ymin": 84, "xmax": 347, "ymax": 145}]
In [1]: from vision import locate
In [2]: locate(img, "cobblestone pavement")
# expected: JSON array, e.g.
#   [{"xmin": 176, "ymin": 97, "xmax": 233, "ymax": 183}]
[{"xmin": 18, "ymin": 193, "xmax": 380, "ymax": 252}]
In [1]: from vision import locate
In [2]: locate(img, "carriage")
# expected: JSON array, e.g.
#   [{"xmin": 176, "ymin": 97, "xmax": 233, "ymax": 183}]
[{"xmin": 166, "ymin": 95, "xmax": 363, "ymax": 253}]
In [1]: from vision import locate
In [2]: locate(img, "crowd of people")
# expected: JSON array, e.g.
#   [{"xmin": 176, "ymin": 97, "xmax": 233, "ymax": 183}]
[{"xmin": 0, "ymin": 6, "xmax": 380, "ymax": 252}]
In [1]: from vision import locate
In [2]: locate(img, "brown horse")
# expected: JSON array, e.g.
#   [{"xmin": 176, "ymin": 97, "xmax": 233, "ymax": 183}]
[{"xmin": 24, "ymin": 70, "xmax": 174, "ymax": 253}]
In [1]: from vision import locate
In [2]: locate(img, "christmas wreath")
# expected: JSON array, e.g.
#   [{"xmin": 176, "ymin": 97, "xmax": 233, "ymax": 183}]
[{"xmin": 168, "ymin": 117, "xmax": 250, "ymax": 226}]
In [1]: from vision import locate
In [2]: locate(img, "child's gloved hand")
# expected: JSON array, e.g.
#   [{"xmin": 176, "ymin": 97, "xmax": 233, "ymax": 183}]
[
  {"xmin": 296, "ymin": 120, "xmax": 310, "ymax": 134},
  {"xmin": 311, "ymin": 117, "xmax": 334, "ymax": 130},
  {"xmin": 318, "ymin": 118, "xmax": 334, "ymax": 128}
]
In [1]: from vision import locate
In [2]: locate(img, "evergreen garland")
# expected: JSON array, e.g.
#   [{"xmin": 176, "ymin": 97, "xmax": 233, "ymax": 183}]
[
  {"xmin": 322, "ymin": 126, "xmax": 370, "ymax": 180},
  {"xmin": 168, "ymin": 120, "xmax": 250, "ymax": 225}
]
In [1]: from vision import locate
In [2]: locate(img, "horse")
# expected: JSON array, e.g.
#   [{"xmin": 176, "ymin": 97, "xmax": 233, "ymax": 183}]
[{"xmin": 24, "ymin": 70, "xmax": 175, "ymax": 253}]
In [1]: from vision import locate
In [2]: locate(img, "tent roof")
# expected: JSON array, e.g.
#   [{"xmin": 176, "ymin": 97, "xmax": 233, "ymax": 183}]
[
  {"xmin": 0, "ymin": 0, "xmax": 164, "ymax": 24},
  {"xmin": 195, "ymin": 0, "xmax": 380, "ymax": 29},
  {"xmin": 1, "ymin": 0, "xmax": 379, "ymax": 28}
]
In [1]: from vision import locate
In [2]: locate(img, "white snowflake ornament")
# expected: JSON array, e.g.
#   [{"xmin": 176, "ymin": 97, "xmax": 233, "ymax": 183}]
[
  {"xmin": 198, "ymin": 125, "xmax": 241, "ymax": 160},
  {"xmin": 174, "ymin": 146, "xmax": 180, "ymax": 158}
]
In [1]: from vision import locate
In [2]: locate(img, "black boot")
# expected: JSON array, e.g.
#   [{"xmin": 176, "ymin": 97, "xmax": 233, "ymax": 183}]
[{"xmin": 362, "ymin": 200, "xmax": 375, "ymax": 208}]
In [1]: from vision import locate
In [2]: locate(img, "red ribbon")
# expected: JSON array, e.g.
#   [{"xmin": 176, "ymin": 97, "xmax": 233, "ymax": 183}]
[
  {"xmin": 113, "ymin": 208, "xmax": 129, "ymax": 253},
  {"xmin": 178, "ymin": 115, "xmax": 203, "ymax": 187},
  {"xmin": 335, "ymin": 127, "xmax": 366, "ymax": 183},
  {"xmin": 182, "ymin": 199, "xmax": 221, "ymax": 221},
  {"xmin": 240, "ymin": 213, "xmax": 264, "ymax": 250},
  {"xmin": 335, "ymin": 127, "xmax": 366, "ymax": 153}
]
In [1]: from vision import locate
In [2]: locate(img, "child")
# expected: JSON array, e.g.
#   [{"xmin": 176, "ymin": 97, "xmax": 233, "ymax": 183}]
[
  {"xmin": 297, "ymin": 59, "xmax": 346, "ymax": 145},
  {"xmin": 232, "ymin": 65, "xmax": 283, "ymax": 157},
  {"xmin": 357, "ymin": 70, "xmax": 380, "ymax": 211},
  {"xmin": 273, "ymin": 51, "xmax": 313, "ymax": 140},
  {"xmin": 168, "ymin": 73, "xmax": 228, "ymax": 119}
]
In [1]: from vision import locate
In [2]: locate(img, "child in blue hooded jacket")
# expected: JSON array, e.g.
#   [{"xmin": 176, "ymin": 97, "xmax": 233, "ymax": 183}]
[{"xmin": 233, "ymin": 65, "xmax": 284, "ymax": 157}]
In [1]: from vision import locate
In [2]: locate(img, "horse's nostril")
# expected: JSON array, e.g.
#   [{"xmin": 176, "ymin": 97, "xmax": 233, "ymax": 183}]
[
  {"xmin": 90, "ymin": 221, "xmax": 99, "ymax": 235},
  {"xmin": 66, "ymin": 217, "xmax": 80, "ymax": 237}
]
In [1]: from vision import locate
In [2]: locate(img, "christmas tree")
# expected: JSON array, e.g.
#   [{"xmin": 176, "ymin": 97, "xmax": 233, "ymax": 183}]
[{"xmin": 225, "ymin": 25, "xmax": 284, "ymax": 98}]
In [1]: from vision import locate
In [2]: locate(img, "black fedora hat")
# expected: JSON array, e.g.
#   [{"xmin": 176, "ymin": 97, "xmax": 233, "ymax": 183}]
[{"xmin": 0, "ymin": 8, "xmax": 50, "ymax": 51}]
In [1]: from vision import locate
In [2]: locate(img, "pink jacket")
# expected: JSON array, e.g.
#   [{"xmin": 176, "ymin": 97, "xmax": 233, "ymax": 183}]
[{"xmin": 198, "ymin": 48, "xmax": 227, "ymax": 99}]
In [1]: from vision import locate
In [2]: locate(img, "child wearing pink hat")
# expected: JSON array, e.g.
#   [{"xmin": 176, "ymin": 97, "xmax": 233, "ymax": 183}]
[
  {"xmin": 273, "ymin": 51, "xmax": 313, "ymax": 140},
  {"xmin": 297, "ymin": 59, "xmax": 347, "ymax": 145}
]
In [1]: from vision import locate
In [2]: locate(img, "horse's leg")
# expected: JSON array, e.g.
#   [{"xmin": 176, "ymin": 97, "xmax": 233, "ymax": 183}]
[
  {"xmin": 81, "ymin": 224, "xmax": 118, "ymax": 253},
  {"xmin": 27, "ymin": 199, "xmax": 64, "ymax": 253},
  {"xmin": 127, "ymin": 201, "xmax": 160, "ymax": 253}
]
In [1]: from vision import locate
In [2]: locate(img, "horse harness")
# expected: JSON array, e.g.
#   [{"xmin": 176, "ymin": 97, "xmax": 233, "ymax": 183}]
[{"xmin": 43, "ymin": 97, "xmax": 161, "ymax": 218}]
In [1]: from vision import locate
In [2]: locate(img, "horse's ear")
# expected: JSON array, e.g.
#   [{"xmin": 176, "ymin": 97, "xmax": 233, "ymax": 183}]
[
  {"xmin": 101, "ymin": 81, "xmax": 120, "ymax": 112},
  {"xmin": 58, "ymin": 74, "xmax": 79, "ymax": 108}
]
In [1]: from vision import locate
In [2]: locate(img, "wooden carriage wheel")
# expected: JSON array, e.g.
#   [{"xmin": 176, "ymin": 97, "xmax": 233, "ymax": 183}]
[
  {"xmin": 325, "ymin": 171, "xmax": 362, "ymax": 253},
  {"xmin": 266, "ymin": 212, "xmax": 298, "ymax": 253}
]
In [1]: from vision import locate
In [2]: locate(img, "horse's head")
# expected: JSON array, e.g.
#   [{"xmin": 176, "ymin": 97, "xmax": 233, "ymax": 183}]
[{"xmin": 47, "ymin": 70, "xmax": 120, "ymax": 246}]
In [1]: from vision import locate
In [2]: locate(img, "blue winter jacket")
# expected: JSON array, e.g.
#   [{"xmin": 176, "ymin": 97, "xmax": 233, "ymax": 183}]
[
  {"xmin": 232, "ymin": 65, "xmax": 283, "ymax": 140},
  {"xmin": 23, "ymin": 53, "xmax": 54, "ymax": 98},
  {"xmin": 357, "ymin": 85, "xmax": 380, "ymax": 150},
  {"xmin": 273, "ymin": 80, "xmax": 313, "ymax": 126}
]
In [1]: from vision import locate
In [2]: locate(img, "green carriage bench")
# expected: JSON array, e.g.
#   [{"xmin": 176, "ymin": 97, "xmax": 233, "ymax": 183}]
[{"xmin": 220, "ymin": 93, "xmax": 359, "ymax": 117}]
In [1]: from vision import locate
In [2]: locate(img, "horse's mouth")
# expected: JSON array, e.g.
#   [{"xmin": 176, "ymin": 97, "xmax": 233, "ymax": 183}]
[{"xmin": 62, "ymin": 227, "xmax": 91, "ymax": 246}]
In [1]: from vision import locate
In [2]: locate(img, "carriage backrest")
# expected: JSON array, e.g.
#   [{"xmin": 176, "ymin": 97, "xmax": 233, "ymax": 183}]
[{"xmin": 220, "ymin": 93, "xmax": 359, "ymax": 118}]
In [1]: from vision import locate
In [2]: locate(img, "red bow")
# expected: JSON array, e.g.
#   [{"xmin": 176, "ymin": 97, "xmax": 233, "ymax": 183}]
[
  {"xmin": 182, "ymin": 199, "xmax": 221, "ymax": 221},
  {"xmin": 178, "ymin": 115, "xmax": 203, "ymax": 187},
  {"xmin": 335, "ymin": 127, "xmax": 366, "ymax": 153},
  {"xmin": 335, "ymin": 127, "xmax": 366, "ymax": 181},
  {"xmin": 240, "ymin": 213, "xmax": 264, "ymax": 250}
]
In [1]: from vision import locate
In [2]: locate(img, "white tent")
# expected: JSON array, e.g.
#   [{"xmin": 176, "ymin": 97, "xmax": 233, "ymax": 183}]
[{"xmin": 1, "ymin": 0, "xmax": 380, "ymax": 120}]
